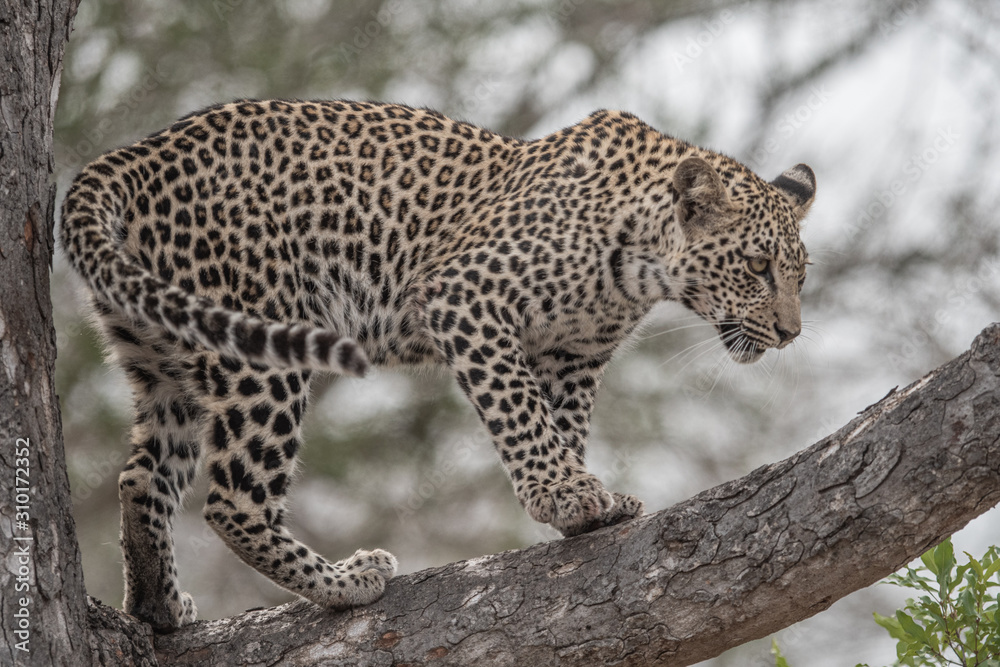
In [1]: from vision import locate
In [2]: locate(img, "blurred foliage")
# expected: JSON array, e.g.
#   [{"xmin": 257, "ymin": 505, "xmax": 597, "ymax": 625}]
[{"xmin": 53, "ymin": 0, "xmax": 1000, "ymax": 664}]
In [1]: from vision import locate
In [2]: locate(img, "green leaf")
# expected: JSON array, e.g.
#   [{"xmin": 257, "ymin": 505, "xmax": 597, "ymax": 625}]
[
  {"xmin": 933, "ymin": 539, "xmax": 956, "ymax": 591},
  {"xmin": 955, "ymin": 562, "xmax": 972, "ymax": 590},
  {"xmin": 967, "ymin": 552, "xmax": 985, "ymax": 580},
  {"xmin": 771, "ymin": 639, "xmax": 790, "ymax": 667},
  {"xmin": 909, "ymin": 575, "xmax": 938, "ymax": 596},
  {"xmin": 915, "ymin": 597, "xmax": 946, "ymax": 629},
  {"xmin": 921, "ymin": 549, "xmax": 939, "ymax": 576},
  {"xmin": 927, "ymin": 633, "xmax": 941, "ymax": 656},
  {"xmin": 874, "ymin": 611, "xmax": 910, "ymax": 642},
  {"xmin": 933, "ymin": 538, "xmax": 955, "ymax": 571},
  {"xmin": 896, "ymin": 610, "xmax": 928, "ymax": 644},
  {"xmin": 958, "ymin": 588, "xmax": 978, "ymax": 617}
]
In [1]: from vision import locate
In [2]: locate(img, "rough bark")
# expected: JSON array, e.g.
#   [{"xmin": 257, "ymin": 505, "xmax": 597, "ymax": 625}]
[
  {"xmin": 1, "ymin": 0, "xmax": 81, "ymax": 663},
  {"xmin": 0, "ymin": 1, "xmax": 153, "ymax": 665},
  {"xmin": 150, "ymin": 323, "xmax": 1000, "ymax": 666}
]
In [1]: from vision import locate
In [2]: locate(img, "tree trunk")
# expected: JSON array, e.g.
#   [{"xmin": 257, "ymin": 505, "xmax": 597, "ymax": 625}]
[
  {"xmin": 0, "ymin": 1, "xmax": 153, "ymax": 665},
  {"xmin": 150, "ymin": 323, "xmax": 1000, "ymax": 666}
]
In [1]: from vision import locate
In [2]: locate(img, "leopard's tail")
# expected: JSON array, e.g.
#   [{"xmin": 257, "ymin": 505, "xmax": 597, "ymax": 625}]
[{"xmin": 58, "ymin": 161, "xmax": 368, "ymax": 377}]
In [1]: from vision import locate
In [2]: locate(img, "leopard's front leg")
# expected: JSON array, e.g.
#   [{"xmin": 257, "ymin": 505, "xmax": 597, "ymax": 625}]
[
  {"xmin": 530, "ymin": 350, "xmax": 645, "ymax": 536},
  {"xmin": 425, "ymin": 289, "xmax": 619, "ymax": 535}
]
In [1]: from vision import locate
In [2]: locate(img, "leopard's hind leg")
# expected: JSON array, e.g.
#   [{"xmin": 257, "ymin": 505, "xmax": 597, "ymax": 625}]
[
  {"xmin": 197, "ymin": 360, "xmax": 397, "ymax": 610},
  {"xmin": 97, "ymin": 303, "xmax": 204, "ymax": 630}
]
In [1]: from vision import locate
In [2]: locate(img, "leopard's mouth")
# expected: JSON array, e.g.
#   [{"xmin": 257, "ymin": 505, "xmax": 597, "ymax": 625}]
[{"xmin": 717, "ymin": 322, "xmax": 766, "ymax": 364}]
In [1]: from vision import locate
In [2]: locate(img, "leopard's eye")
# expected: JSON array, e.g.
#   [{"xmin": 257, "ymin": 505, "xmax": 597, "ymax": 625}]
[{"xmin": 747, "ymin": 257, "xmax": 770, "ymax": 275}]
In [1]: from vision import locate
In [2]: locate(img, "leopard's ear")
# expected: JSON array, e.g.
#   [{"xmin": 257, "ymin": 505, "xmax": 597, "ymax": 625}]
[
  {"xmin": 673, "ymin": 157, "xmax": 733, "ymax": 233},
  {"xmin": 771, "ymin": 164, "xmax": 815, "ymax": 220}
]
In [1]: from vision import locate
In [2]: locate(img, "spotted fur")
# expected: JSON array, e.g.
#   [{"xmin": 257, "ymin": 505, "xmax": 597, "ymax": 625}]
[{"xmin": 60, "ymin": 99, "xmax": 814, "ymax": 629}]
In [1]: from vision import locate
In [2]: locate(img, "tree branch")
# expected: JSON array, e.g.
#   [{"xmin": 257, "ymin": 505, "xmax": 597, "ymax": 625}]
[{"xmin": 139, "ymin": 323, "xmax": 1000, "ymax": 665}]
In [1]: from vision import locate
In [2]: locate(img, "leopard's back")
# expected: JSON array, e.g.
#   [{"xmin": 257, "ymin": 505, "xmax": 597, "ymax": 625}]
[{"xmin": 62, "ymin": 99, "xmax": 520, "ymax": 369}]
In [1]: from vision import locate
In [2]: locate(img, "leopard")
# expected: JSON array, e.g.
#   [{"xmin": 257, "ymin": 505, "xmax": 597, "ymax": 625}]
[{"xmin": 60, "ymin": 98, "xmax": 814, "ymax": 630}]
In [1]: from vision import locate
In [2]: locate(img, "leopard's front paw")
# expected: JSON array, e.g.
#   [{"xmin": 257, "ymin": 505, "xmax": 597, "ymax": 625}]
[
  {"xmin": 519, "ymin": 473, "xmax": 614, "ymax": 532},
  {"xmin": 559, "ymin": 491, "xmax": 645, "ymax": 537},
  {"xmin": 609, "ymin": 492, "xmax": 645, "ymax": 522}
]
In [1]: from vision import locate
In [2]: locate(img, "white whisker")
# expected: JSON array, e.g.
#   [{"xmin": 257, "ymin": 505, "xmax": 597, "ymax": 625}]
[
  {"xmin": 658, "ymin": 335, "xmax": 721, "ymax": 370},
  {"xmin": 674, "ymin": 338, "xmax": 728, "ymax": 377},
  {"xmin": 639, "ymin": 320, "xmax": 716, "ymax": 342}
]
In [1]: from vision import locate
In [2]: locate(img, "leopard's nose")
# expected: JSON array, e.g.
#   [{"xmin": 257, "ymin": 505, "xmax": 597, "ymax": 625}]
[{"xmin": 775, "ymin": 323, "xmax": 800, "ymax": 348}]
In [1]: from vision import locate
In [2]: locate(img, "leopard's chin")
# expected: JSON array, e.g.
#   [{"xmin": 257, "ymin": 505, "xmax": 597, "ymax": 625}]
[
  {"xmin": 729, "ymin": 345, "xmax": 766, "ymax": 364},
  {"xmin": 717, "ymin": 322, "xmax": 766, "ymax": 364}
]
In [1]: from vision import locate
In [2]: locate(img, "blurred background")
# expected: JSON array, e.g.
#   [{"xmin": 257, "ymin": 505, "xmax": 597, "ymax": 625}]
[{"xmin": 53, "ymin": 0, "xmax": 1000, "ymax": 664}]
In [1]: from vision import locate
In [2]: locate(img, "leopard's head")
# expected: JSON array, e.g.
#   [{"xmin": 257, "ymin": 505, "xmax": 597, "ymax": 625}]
[{"xmin": 672, "ymin": 157, "xmax": 815, "ymax": 364}]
